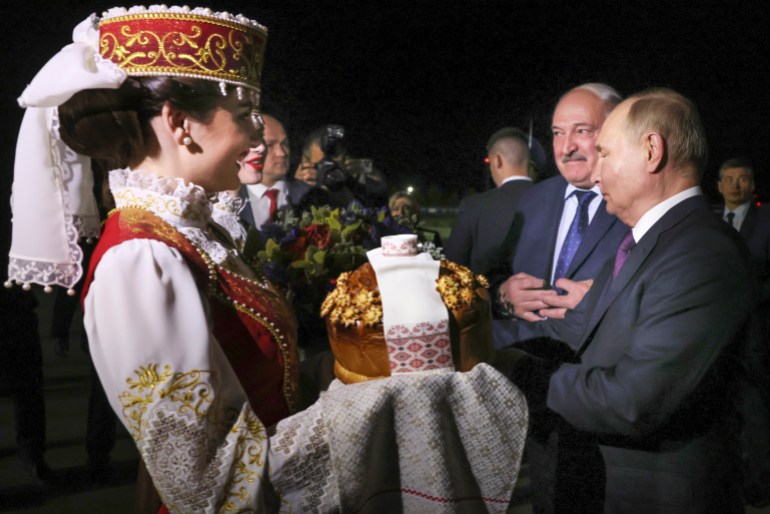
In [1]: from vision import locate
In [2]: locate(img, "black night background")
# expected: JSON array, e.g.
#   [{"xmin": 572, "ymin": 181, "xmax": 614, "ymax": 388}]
[{"xmin": 1, "ymin": 0, "xmax": 768, "ymax": 260}]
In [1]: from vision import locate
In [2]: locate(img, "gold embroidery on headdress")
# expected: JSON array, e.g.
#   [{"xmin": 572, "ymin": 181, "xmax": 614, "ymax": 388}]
[{"xmin": 99, "ymin": 11, "xmax": 266, "ymax": 90}]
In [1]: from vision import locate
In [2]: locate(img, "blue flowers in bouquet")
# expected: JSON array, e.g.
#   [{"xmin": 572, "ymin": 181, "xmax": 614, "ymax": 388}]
[{"xmin": 255, "ymin": 201, "xmax": 419, "ymax": 347}]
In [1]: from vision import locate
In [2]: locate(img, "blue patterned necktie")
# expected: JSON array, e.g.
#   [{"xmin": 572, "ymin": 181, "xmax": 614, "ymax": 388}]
[
  {"xmin": 725, "ymin": 211, "xmax": 735, "ymax": 228},
  {"xmin": 552, "ymin": 190, "xmax": 597, "ymax": 284}
]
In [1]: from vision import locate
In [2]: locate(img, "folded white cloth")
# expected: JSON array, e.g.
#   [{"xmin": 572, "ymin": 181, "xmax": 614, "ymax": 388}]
[{"xmin": 269, "ymin": 363, "xmax": 528, "ymax": 513}]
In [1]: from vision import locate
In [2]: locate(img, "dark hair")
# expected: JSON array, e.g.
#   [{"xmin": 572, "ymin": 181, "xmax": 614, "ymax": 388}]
[
  {"xmin": 719, "ymin": 157, "xmax": 753, "ymax": 178},
  {"xmin": 486, "ymin": 127, "xmax": 531, "ymax": 170},
  {"xmin": 58, "ymin": 76, "xmax": 236, "ymax": 169},
  {"xmin": 486, "ymin": 127, "xmax": 528, "ymax": 151}
]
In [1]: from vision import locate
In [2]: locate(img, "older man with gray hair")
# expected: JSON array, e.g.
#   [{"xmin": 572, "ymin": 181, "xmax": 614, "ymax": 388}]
[
  {"xmin": 491, "ymin": 83, "xmax": 628, "ymax": 513},
  {"xmin": 507, "ymin": 88, "xmax": 753, "ymax": 513}
]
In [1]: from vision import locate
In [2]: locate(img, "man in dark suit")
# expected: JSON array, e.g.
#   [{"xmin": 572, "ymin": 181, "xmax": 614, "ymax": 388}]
[
  {"xmin": 511, "ymin": 88, "xmax": 753, "ymax": 513},
  {"xmin": 239, "ymin": 114, "xmax": 309, "ymax": 229},
  {"xmin": 492, "ymin": 84, "xmax": 627, "ymax": 514},
  {"xmin": 444, "ymin": 127, "xmax": 533, "ymax": 276},
  {"xmin": 495, "ymin": 84, "xmax": 628, "ymax": 348},
  {"xmin": 717, "ymin": 157, "xmax": 770, "ymax": 506}
]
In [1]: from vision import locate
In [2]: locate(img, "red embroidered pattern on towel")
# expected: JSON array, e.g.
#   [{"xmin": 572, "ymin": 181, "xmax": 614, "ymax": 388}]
[{"xmin": 385, "ymin": 320, "xmax": 453, "ymax": 372}]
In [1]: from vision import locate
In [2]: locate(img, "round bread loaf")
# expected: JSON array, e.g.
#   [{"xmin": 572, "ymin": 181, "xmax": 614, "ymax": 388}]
[{"xmin": 321, "ymin": 260, "xmax": 495, "ymax": 384}]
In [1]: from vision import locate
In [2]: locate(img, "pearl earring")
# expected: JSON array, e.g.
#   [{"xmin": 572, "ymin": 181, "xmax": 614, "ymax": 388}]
[{"xmin": 182, "ymin": 135, "xmax": 192, "ymax": 146}]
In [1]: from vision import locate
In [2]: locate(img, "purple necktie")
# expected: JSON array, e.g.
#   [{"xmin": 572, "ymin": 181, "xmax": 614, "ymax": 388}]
[
  {"xmin": 612, "ymin": 231, "xmax": 636, "ymax": 279},
  {"xmin": 553, "ymin": 190, "xmax": 597, "ymax": 284}
]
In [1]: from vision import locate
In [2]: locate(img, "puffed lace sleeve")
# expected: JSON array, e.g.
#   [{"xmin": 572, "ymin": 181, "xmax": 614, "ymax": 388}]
[{"xmin": 83, "ymin": 239, "xmax": 273, "ymax": 513}]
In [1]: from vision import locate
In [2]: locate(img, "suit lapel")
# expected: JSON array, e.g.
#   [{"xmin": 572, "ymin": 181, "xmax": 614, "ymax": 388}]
[
  {"xmin": 580, "ymin": 229, "xmax": 655, "ymax": 345},
  {"xmin": 740, "ymin": 204, "xmax": 758, "ymax": 240},
  {"xmin": 567, "ymin": 202, "xmax": 617, "ymax": 278},
  {"xmin": 578, "ymin": 195, "xmax": 705, "ymax": 352},
  {"xmin": 541, "ymin": 180, "xmax": 568, "ymax": 281},
  {"xmin": 238, "ymin": 186, "xmax": 255, "ymax": 227}
]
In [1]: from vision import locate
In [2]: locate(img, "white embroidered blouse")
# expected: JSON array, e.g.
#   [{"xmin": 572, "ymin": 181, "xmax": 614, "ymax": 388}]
[{"xmin": 83, "ymin": 168, "xmax": 275, "ymax": 512}]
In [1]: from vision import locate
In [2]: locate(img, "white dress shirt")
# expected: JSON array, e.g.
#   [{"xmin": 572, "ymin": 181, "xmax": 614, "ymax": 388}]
[
  {"xmin": 500, "ymin": 176, "xmax": 533, "ymax": 186},
  {"xmin": 721, "ymin": 201, "xmax": 750, "ymax": 232},
  {"xmin": 245, "ymin": 180, "xmax": 288, "ymax": 227},
  {"xmin": 633, "ymin": 186, "xmax": 702, "ymax": 242},
  {"xmin": 550, "ymin": 184, "xmax": 603, "ymax": 282}
]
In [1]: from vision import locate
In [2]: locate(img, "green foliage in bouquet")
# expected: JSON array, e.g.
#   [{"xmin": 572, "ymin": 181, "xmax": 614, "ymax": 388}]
[{"xmin": 255, "ymin": 201, "xmax": 416, "ymax": 347}]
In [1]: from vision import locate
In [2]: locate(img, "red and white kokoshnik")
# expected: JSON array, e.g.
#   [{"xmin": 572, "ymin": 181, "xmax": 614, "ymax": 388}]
[
  {"xmin": 6, "ymin": 5, "xmax": 266, "ymax": 293},
  {"xmin": 98, "ymin": 5, "xmax": 267, "ymax": 90}
]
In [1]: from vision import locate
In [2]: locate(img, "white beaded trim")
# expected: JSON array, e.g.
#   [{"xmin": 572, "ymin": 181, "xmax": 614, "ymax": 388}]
[{"xmin": 101, "ymin": 5, "xmax": 267, "ymax": 32}]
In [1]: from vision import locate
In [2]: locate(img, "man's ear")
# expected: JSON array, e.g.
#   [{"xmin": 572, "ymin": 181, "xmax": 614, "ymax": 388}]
[
  {"xmin": 160, "ymin": 102, "xmax": 189, "ymax": 145},
  {"xmin": 643, "ymin": 132, "xmax": 665, "ymax": 173},
  {"xmin": 495, "ymin": 153, "xmax": 504, "ymax": 169}
]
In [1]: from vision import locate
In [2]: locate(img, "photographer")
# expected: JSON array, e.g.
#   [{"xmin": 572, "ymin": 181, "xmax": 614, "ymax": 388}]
[{"xmin": 296, "ymin": 125, "xmax": 388, "ymax": 210}]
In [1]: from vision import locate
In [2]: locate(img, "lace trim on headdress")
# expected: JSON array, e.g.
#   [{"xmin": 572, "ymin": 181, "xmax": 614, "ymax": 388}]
[
  {"xmin": 7, "ymin": 218, "xmax": 83, "ymax": 290},
  {"xmin": 50, "ymin": 110, "xmax": 101, "ymax": 240},
  {"xmin": 101, "ymin": 5, "xmax": 267, "ymax": 32},
  {"xmin": 7, "ymin": 110, "xmax": 90, "ymax": 290},
  {"xmin": 72, "ymin": 216, "xmax": 100, "ymax": 241}
]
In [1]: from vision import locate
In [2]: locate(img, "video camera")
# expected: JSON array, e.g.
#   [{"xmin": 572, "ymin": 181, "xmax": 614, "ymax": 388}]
[
  {"xmin": 315, "ymin": 125, "xmax": 349, "ymax": 191},
  {"xmin": 300, "ymin": 124, "xmax": 385, "ymax": 210}
]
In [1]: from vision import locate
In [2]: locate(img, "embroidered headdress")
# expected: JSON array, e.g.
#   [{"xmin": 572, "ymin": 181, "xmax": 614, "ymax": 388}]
[
  {"xmin": 98, "ymin": 6, "xmax": 267, "ymax": 91},
  {"xmin": 6, "ymin": 6, "xmax": 267, "ymax": 293}
]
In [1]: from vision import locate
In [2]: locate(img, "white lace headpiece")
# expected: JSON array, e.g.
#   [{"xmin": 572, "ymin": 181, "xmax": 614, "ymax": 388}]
[
  {"xmin": 6, "ymin": 16, "xmax": 121, "ymax": 293},
  {"xmin": 6, "ymin": 6, "xmax": 266, "ymax": 293}
]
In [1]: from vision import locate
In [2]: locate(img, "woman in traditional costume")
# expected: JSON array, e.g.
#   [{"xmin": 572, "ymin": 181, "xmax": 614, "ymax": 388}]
[
  {"xmin": 6, "ymin": 5, "xmax": 528, "ymax": 513},
  {"xmin": 8, "ymin": 6, "xmax": 299, "ymax": 511}
]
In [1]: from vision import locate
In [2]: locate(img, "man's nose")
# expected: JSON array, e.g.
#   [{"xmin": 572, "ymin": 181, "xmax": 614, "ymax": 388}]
[
  {"xmin": 591, "ymin": 160, "xmax": 602, "ymax": 185},
  {"xmin": 561, "ymin": 133, "xmax": 577, "ymax": 155}
]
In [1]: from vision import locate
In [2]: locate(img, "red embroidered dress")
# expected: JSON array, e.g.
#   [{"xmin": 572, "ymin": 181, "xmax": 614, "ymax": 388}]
[{"xmin": 82, "ymin": 169, "xmax": 298, "ymax": 512}]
